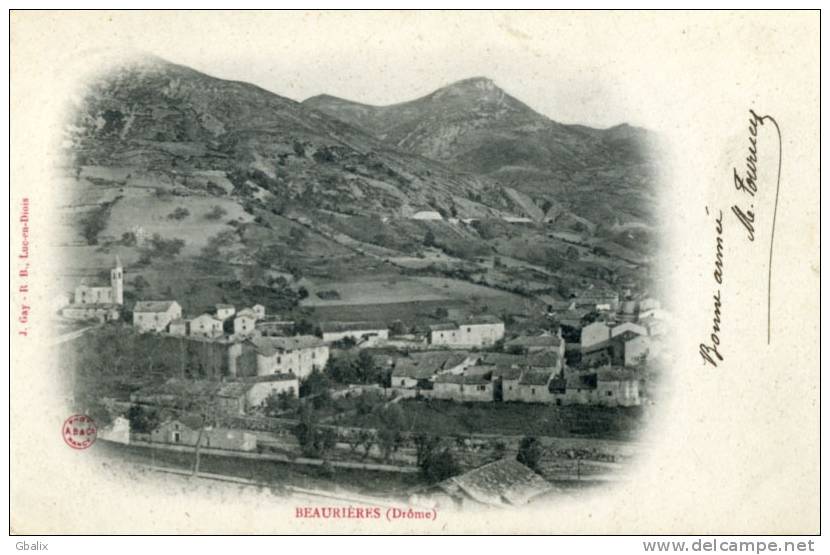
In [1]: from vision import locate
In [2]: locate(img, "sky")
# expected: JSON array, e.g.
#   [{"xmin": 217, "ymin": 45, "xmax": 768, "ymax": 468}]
[{"xmin": 51, "ymin": 11, "xmax": 672, "ymax": 129}]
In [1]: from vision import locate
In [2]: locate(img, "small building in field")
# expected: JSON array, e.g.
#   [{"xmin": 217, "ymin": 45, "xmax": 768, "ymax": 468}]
[
  {"xmin": 215, "ymin": 304, "xmax": 236, "ymax": 321},
  {"xmin": 320, "ymin": 321, "xmax": 389, "ymax": 346},
  {"xmin": 190, "ymin": 313, "xmax": 224, "ymax": 338},
  {"xmin": 133, "ymin": 300, "xmax": 182, "ymax": 332},
  {"xmin": 150, "ymin": 417, "xmax": 257, "ymax": 452},
  {"xmin": 248, "ymin": 335, "xmax": 329, "ymax": 379},
  {"xmin": 168, "ymin": 318, "xmax": 188, "ymax": 336},
  {"xmin": 428, "ymin": 315, "xmax": 505, "ymax": 348}
]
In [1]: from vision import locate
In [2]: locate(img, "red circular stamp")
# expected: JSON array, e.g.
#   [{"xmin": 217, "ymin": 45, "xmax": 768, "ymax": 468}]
[{"xmin": 62, "ymin": 414, "xmax": 97, "ymax": 449}]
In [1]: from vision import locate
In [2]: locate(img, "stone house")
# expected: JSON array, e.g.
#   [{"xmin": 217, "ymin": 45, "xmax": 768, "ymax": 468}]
[
  {"xmin": 428, "ymin": 315, "xmax": 505, "ymax": 348},
  {"xmin": 215, "ymin": 304, "xmax": 236, "ymax": 320},
  {"xmin": 431, "ymin": 366, "xmax": 494, "ymax": 402},
  {"xmin": 233, "ymin": 309, "xmax": 257, "ymax": 337},
  {"xmin": 582, "ymin": 330, "xmax": 650, "ymax": 367},
  {"xmin": 190, "ymin": 313, "xmax": 224, "ymax": 338},
  {"xmin": 390, "ymin": 351, "xmax": 474, "ymax": 389},
  {"xmin": 580, "ymin": 321, "xmax": 611, "ymax": 350},
  {"xmin": 596, "ymin": 368, "xmax": 641, "ymax": 407},
  {"xmin": 133, "ymin": 300, "xmax": 182, "ymax": 332},
  {"xmin": 248, "ymin": 335, "xmax": 329, "ymax": 379}
]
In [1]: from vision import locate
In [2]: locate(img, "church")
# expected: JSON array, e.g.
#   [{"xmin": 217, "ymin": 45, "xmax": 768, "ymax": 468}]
[{"xmin": 60, "ymin": 257, "xmax": 124, "ymax": 322}]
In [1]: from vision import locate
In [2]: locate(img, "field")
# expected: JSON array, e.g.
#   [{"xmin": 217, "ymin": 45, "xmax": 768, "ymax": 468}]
[{"xmin": 300, "ymin": 274, "xmax": 526, "ymax": 308}]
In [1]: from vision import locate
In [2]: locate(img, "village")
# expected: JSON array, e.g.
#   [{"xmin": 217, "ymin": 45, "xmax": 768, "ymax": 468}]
[{"xmin": 58, "ymin": 255, "xmax": 667, "ymax": 508}]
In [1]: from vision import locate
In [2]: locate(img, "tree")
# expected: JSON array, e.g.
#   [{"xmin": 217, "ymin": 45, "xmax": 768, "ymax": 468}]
[
  {"xmin": 389, "ymin": 320, "xmax": 407, "ymax": 336},
  {"xmin": 299, "ymin": 369, "xmax": 331, "ymax": 409},
  {"xmin": 204, "ymin": 205, "xmax": 227, "ymax": 220},
  {"xmin": 517, "ymin": 436, "xmax": 543, "ymax": 473},
  {"xmin": 263, "ymin": 390, "xmax": 298, "ymax": 416},
  {"xmin": 376, "ymin": 404, "xmax": 406, "ymax": 462},
  {"xmin": 292, "ymin": 406, "xmax": 337, "ymax": 459},
  {"xmin": 421, "ymin": 448, "xmax": 460, "ymax": 483},
  {"xmin": 126, "ymin": 404, "xmax": 159, "ymax": 434},
  {"xmin": 168, "ymin": 207, "xmax": 190, "ymax": 221},
  {"xmin": 120, "ymin": 231, "xmax": 137, "ymax": 246},
  {"xmin": 423, "ymin": 229, "xmax": 437, "ymax": 248}
]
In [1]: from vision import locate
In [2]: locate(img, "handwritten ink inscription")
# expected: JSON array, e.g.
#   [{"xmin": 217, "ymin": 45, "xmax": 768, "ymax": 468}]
[{"xmin": 699, "ymin": 109, "xmax": 782, "ymax": 366}]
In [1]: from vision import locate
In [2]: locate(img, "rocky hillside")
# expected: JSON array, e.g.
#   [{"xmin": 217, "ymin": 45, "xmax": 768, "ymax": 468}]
[
  {"xmin": 304, "ymin": 77, "xmax": 660, "ymax": 227},
  {"xmin": 66, "ymin": 57, "xmax": 523, "ymax": 219}
]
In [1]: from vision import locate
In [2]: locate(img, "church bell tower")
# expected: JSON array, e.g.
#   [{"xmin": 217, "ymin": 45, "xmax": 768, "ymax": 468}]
[{"xmin": 110, "ymin": 256, "xmax": 124, "ymax": 305}]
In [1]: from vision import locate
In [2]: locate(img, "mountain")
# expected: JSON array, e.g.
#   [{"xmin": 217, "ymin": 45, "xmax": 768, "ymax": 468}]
[
  {"xmin": 304, "ymin": 77, "xmax": 659, "ymax": 226},
  {"xmin": 66, "ymin": 58, "xmax": 522, "ymax": 219}
]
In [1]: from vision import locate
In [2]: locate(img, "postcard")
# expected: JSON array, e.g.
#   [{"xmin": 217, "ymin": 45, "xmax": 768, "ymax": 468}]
[{"xmin": 9, "ymin": 10, "xmax": 820, "ymax": 534}]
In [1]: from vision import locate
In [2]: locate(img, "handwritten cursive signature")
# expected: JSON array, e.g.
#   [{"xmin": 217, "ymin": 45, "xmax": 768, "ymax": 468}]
[{"xmin": 699, "ymin": 109, "xmax": 782, "ymax": 366}]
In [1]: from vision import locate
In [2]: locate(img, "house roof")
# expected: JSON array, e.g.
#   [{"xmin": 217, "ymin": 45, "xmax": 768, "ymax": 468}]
[
  {"xmin": 435, "ymin": 459, "xmax": 554, "ymax": 507},
  {"xmin": 434, "ymin": 369, "xmax": 492, "ymax": 386},
  {"xmin": 169, "ymin": 318, "xmax": 188, "ymax": 326},
  {"xmin": 249, "ymin": 335, "xmax": 324, "ymax": 356},
  {"xmin": 392, "ymin": 351, "xmax": 470, "ymax": 379},
  {"xmin": 506, "ymin": 334, "xmax": 562, "ymax": 348},
  {"xmin": 236, "ymin": 308, "xmax": 257, "ymax": 318},
  {"xmin": 238, "ymin": 373, "xmax": 298, "ymax": 384},
  {"xmin": 477, "ymin": 353, "xmax": 527, "ymax": 368},
  {"xmin": 429, "ymin": 323, "xmax": 458, "ymax": 332},
  {"xmin": 216, "ymin": 304, "xmax": 235, "ymax": 309},
  {"xmin": 527, "ymin": 351, "xmax": 560, "ymax": 368},
  {"xmin": 465, "ymin": 315, "xmax": 503, "ymax": 326},
  {"xmin": 192, "ymin": 313, "xmax": 223, "ymax": 324},
  {"xmin": 320, "ymin": 321, "xmax": 387, "ymax": 333},
  {"xmin": 491, "ymin": 366, "xmax": 524, "ymax": 380},
  {"xmin": 565, "ymin": 372, "xmax": 597, "ymax": 390},
  {"xmin": 519, "ymin": 369, "xmax": 555, "ymax": 386},
  {"xmin": 134, "ymin": 300, "xmax": 178, "ymax": 313}
]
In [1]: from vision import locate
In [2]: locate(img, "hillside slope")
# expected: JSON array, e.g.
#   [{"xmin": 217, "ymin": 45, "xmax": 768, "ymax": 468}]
[{"xmin": 304, "ymin": 77, "xmax": 660, "ymax": 227}]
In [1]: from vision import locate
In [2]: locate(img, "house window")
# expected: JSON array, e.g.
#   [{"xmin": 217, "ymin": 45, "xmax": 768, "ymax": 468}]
[
  {"xmin": 477, "ymin": 385, "xmax": 485, "ymax": 391},
  {"xmin": 508, "ymin": 386, "xmax": 512, "ymax": 390},
  {"xmin": 467, "ymin": 327, "xmax": 471, "ymax": 333},
  {"xmin": 400, "ymin": 379, "xmax": 406, "ymax": 386},
  {"xmin": 531, "ymin": 388, "xmax": 536, "ymax": 394},
  {"xmin": 172, "ymin": 431, "xmax": 181, "ymax": 443},
  {"xmin": 607, "ymin": 391, "xmax": 613, "ymax": 396}
]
